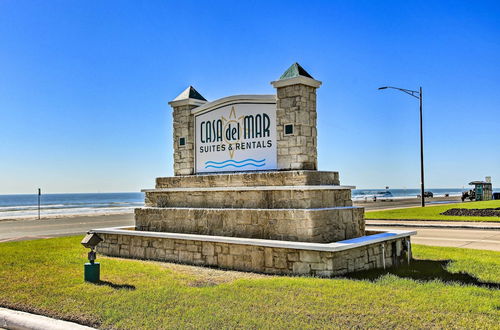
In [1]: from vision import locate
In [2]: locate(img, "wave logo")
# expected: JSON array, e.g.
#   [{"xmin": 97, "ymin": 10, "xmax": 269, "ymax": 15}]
[{"xmin": 204, "ymin": 158, "xmax": 266, "ymax": 169}]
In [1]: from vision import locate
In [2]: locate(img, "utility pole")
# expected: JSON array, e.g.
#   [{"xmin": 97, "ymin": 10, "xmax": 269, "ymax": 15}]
[{"xmin": 419, "ymin": 87, "xmax": 424, "ymax": 207}]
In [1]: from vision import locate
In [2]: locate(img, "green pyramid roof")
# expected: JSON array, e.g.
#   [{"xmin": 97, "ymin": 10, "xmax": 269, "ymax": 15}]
[
  {"xmin": 279, "ymin": 62, "xmax": 314, "ymax": 80},
  {"xmin": 173, "ymin": 86, "xmax": 207, "ymax": 101}
]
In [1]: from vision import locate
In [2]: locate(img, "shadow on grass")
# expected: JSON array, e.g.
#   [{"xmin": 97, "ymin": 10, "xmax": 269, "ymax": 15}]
[
  {"xmin": 343, "ymin": 259, "xmax": 500, "ymax": 289},
  {"xmin": 92, "ymin": 280, "xmax": 136, "ymax": 290}
]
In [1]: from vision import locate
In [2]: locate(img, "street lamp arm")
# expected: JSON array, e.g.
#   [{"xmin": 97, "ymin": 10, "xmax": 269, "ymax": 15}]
[
  {"xmin": 378, "ymin": 86, "xmax": 420, "ymax": 99},
  {"xmin": 378, "ymin": 84, "xmax": 425, "ymax": 207}
]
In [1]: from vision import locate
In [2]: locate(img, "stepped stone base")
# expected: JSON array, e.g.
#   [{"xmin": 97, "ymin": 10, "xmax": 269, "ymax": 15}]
[
  {"xmin": 88, "ymin": 169, "xmax": 416, "ymax": 277},
  {"xmin": 139, "ymin": 170, "xmax": 360, "ymax": 245},
  {"xmin": 135, "ymin": 207, "xmax": 364, "ymax": 243},
  {"xmin": 156, "ymin": 171, "xmax": 339, "ymax": 188},
  {"xmin": 95, "ymin": 229, "xmax": 411, "ymax": 276},
  {"xmin": 144, "ymin": 186, "xmax": 353, "ymax": 209}
]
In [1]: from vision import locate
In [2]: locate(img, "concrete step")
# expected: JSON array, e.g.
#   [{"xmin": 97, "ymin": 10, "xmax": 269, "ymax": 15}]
[
  {"xmin": 142, "ymin": 185, "xmax": 355, "ymax": 209},
  {"xmin": 155, "ymin": 170, "xmax": 339, "ymax": 188},
  {"xmin": 135, "ymin": 206, "xmax": 364, "ymax": 243}
]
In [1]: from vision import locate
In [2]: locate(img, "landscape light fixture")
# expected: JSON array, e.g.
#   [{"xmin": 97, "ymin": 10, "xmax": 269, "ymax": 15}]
[
  {"xmin": 378, "ymin": 85, "xmax": 425, "ymax": 207},
  {"xmin": 81, "ymin": 233, "xmax": 103, "ymax": 283}
]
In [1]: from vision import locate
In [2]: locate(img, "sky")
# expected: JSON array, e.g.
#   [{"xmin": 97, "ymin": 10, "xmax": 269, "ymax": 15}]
[{"xmin": 0, "ymin": 0, "xmax": 499, "ymax": 194}]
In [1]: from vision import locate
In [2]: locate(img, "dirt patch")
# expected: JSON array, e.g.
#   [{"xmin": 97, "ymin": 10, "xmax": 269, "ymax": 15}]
[
  {"xmin": 441, "ymin": 208, "xmax": 500, "ymax": 217},
  {"xmin": 156, "ymin": 261, "xmax": 269, "ymax": 287}
]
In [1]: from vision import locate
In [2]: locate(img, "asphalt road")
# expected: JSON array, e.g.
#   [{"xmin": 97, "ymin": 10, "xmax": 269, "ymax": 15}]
[
  {"xmin": 0, "ymin": 213, "xmax": 135, "ymax": 243},
  {"xmin": 0, "ymin": 213, "xmax": 499, "ymax": 252}
]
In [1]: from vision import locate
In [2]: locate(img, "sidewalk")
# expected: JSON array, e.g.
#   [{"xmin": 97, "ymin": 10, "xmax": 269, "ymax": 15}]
[
  {"xmin": 0, "ymin": 307, "xmax": 95, "ymax": 330},
  {"xmin": 366, "ymin": 219, "xmax": 500, "ymax": 230},
  {"xmin": 366, "ymin": 220, "xmax": 500, "ymax": 251}
]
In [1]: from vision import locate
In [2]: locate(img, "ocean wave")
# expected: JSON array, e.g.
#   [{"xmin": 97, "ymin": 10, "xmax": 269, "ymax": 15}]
[
  {"xmin": 0, "ymin": 202, "xmax": 143, "ymax": 212},
  {"xmin": 0, "ymin": 203, "xmax": 73, "ymax": 209},
  {"xmin": 205, "ymin": 162, "xmax": 266, "ymax": 169},
  {"xmin": 205, "ymin": 158, "xmax": 265, "ymax": 165}
]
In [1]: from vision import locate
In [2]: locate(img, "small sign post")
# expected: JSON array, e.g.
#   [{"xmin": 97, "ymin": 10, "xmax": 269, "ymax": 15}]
[{"xmin": 38, "ymin": 188, "xmax": 41, "ymax": 220}]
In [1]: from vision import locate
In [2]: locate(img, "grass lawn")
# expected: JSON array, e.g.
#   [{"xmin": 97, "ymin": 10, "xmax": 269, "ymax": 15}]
[
  {"xmin": 365, "ymin": 200, "xmax": 500, "ymax": 222},
  {"xmin": 1, "ymin": 236, "xmax": 499, "ymax": 329}
]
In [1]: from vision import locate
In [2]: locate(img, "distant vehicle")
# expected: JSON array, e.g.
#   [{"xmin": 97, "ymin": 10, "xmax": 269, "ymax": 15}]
[
  {"xmin": 462, "ymin": 190, "xmax": 475, "ymax": 202},
  {"xmin": 423, "ymin": 191, "xmax": 434, "ymax": 198}
]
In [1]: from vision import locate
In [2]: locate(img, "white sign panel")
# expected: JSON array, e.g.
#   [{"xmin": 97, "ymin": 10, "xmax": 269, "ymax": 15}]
[{"xmin": 195, "ymin": 103, "xmax": 277, "ymax": 173}]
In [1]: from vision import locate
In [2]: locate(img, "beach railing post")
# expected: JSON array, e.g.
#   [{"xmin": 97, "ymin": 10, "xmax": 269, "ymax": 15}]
[{"xmin": 37, "ymin": 188, "xmax": 41, "ymax": 220}]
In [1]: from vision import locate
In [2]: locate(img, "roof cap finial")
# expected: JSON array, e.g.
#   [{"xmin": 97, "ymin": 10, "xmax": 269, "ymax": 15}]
[
  {"xmin": 271, "ymin": 63, "xmax": 322, "ymax": 89},
  {"xmin": 172, "ymin": 86, "xmax": 207, "ymax": 101},
  {"xmin": 279, "ymin": 62, "xmax": 314, "ymax": 80}
]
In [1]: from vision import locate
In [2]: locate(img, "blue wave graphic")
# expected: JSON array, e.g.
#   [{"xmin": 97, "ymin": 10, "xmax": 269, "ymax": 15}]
[
  {"xmin": 205, "ymin": 158, "xmax": 265, "ymax": 165},
  {"xmin": 205, "ymin": 163, "xmax": 266, "ymax": 169}
]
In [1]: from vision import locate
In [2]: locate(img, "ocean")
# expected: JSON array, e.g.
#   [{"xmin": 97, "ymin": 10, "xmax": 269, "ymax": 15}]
[
  {"xmin": 0, "ymin": 192, "xmax": 144, "ymax": 220},
  {"xmin": 351, "ymin": 188, "xmax": 467, "ymax": 200},
  {"xmin": 0, "ymin": 188, "xmax": 495, "ymax": 220}
]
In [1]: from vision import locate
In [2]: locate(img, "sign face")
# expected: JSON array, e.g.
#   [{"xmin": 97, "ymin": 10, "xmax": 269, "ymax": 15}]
[{"xmin": 195, "ymin": 103, "xmax": 277, "ymax": 173}]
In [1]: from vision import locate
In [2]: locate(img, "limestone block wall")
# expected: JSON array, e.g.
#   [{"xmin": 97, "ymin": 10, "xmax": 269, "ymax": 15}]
[
  {"xmin": 156, "ymin": 171, "xmax": 339, "ymax": 188},
  {"xmin": 275, "ymin": 85, "xmax": 318, "ymax": 170},
  {"xmin": 144, "ymin": 187, "xmax": 353, "ymax": 209},
  {"xmin": 96, "ymin": 232, "xmax": 408, "ymax": 276},
  {"xmin": 172, "ymin": 103, "xmax": 199, "ymax": 176},
  {"xmin": 135, "ymin": 207, "xmax": 364, "ymax": 243}
]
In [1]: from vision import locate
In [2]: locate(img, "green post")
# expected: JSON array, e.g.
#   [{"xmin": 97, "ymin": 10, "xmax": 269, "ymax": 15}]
[{"xmin": 84, "ymin": 262, "xmax": 100, "ymax": 283}]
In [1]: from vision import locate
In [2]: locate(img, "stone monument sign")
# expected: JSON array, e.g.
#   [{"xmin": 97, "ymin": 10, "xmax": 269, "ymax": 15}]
[{"xmin": 87, "ymin": 63, "xmax": 415, "ymax": 276}]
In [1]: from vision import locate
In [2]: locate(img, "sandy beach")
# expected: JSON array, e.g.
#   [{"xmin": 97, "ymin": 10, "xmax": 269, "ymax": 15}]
[{"xmin": 0, "ymin": 209, "xmax": 135, "ymax": 222}]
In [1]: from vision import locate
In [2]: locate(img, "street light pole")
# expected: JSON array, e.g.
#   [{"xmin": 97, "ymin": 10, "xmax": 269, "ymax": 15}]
[
  {"xmin": 419, "ymin": 87, "xmax": 424, "ymax": 207},
  {"xmin": 378, "ymin": 86, "xmax": 425, "ymax": 207}
]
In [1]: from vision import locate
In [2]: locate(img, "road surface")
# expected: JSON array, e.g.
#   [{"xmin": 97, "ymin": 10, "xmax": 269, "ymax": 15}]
[
  {"xmin": 0, "ymin": 213, "xmax": 135, "ymax": 243},
  {"xmin": 367, "ymin": 224, "xmax": 500, "ymax": 251},
  {"xmin": 0, "ymin": 213, "xmax": 499, "ymax": 251}
]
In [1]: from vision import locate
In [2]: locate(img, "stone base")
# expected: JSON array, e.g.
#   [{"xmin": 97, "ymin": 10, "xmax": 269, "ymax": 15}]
[
  {"xmin": 93, "ymin": 228, "xmax": 413, "ymax": 277},
  {"xmin": 156, "ymin": 171, "xmax": 339, "ymax": 188},
  {"xmin": 144, "ymin": 186, "xmax": 353, "ymax": 209},
  {"xmin": 139, "ymin": 170, "xmax": 358, "ymax": 244},
  {"xmin": 135, "ymin": 206, "xmax": 364, "ymax": 243}
]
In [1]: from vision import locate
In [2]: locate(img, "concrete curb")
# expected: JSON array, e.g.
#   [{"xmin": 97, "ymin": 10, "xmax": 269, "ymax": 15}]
[
  {"xmin": 367, "ymin": 223, "xmax": 500, "ymax": 230},
  {"xmin": 366, "ymin": 217, "xmax": 500, "ymax": 224},
  {"xmin": 0, "ymin": 307, "xmax": 95, "ymax": 330}
]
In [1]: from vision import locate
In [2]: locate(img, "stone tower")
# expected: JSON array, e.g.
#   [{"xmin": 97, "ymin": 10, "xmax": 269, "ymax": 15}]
[
  {"xmin": 168, "ymin": 86, "xmax": 207, "ymax": 176},
  {"xmin": 271, "ymin": 62, "xmax": 321, "ymax": 170}
]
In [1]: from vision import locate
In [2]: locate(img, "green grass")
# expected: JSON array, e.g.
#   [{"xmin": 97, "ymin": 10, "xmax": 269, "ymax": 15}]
[
  {"xmin": 0, "ymin": 236, "xmax": 499, "ymax": 329},
  {"xmin": 365, "ymin": 200, "xmax": 500, "ymax": 222}
]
